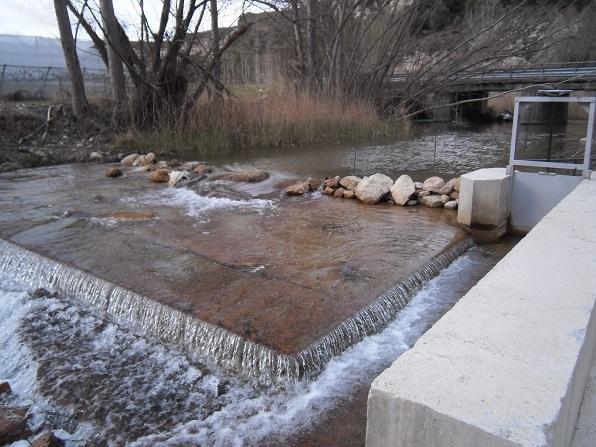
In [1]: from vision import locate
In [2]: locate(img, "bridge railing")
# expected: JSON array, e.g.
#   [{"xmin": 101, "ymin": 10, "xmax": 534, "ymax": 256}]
[{"xmin": 390, "ymin": 61, "xmax": 596, "ymax": 84}]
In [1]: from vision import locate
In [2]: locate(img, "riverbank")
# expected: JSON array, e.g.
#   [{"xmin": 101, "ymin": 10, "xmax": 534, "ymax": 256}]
[{"xmin": 0, "ymin": 87, "xmax": 401, "ymax": 173}]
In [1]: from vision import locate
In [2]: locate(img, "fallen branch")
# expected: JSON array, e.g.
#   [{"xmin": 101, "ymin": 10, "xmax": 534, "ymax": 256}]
[{"xmin": 19, "ymin": 105, "xmax": 56, "ymax": 144}]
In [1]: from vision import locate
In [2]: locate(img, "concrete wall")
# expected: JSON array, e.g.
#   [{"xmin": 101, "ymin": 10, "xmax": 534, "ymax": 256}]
[{"xmin": 367, "ymin": 175, "xmax": 596, "ymax": 447}]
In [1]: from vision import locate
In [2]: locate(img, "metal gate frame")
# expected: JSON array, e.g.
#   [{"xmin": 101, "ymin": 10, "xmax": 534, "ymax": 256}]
[{"xmin": 506, "ymin": 96, "xmax": 595, "ymax": 233}]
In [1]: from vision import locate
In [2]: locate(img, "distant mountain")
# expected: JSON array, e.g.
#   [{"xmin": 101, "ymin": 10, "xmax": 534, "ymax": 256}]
[{"xmin": 0, "ymin": 34, "xmax": 104, "ymax": 69}]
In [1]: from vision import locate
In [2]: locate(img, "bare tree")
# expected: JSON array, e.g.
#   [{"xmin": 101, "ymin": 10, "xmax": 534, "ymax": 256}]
[
  {"xmin": 53, "ymin": 0, "xmax": 88, "ymax": 118},
  {"xmin": 67, "ymin": 0, "xmax": 250, "ymax": 128},
  {"xmin": 99, "ymin": 0, "xmax": 126, "ymax": 102}
]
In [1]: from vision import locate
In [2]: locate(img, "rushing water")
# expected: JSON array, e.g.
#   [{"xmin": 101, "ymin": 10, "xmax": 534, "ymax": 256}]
[{"xmin": 0, "ymin": 242, "xmax": 512, "ymax": 446}]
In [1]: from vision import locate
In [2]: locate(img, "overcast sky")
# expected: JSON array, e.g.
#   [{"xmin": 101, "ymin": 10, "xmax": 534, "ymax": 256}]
[{"xmin": 1, "ymin": 0, "xmax": 258, "ymax": 39}]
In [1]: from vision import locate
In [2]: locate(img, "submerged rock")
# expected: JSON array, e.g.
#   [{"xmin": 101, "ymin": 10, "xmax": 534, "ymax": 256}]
[
  {"xmin": 286, "ymin": 182, "xmax": 309, "ymax": 196},
  {"xmin": 406, "ymin": 199, "xmax": 418, "ymax": 206},
  {"xmin": 419, "ymin": 194, "xmax": 444, "ymax": 208},
  {"xmin": 0, "ymin": 406, "xmax": 30, "ymax": 445},
  {"xmin": 354, "ymin": 173, "xmax": 393, "ymax": 204},
  {"xmin": 444, "ymin": 200, "xmax": 458, "ymax": 210},
  {"xmin": 107, "ymin": 211, "xmax": 157, "ymax": 220},
  {"xmin": 422, "ymin": 176, "xmax": 445, "ymax": 193},
  {"xmin": 150, "ymin": 169, "xmax": 170, "ymax": 183},
  {"xmin": 105, "ymin": 167, "xmax": 123, "ymax": 178},
  {"xmin": 120, "ymin": 153, "xmax": 139, "ymax": 167},
  {"xmin": 31, "ymin": 432, "xmax": 65, "ymax": 447},
  {"xmin": 339, "ymin": 176, "xmax": 361, "ymax": 190},
  {"xmin": 390, "ymin": 175, "xmax": 416, "ymax": 206},
  {"xmin": 193, "ymin": 164, "xmax": 212, "ymax": 175},
  {"xmin": 225, "ymin": 170, "xmax": 269, "ymax": 183},
  {"xmin": 0, "ymin": 382, "xmax": 10, "ymax": 395}
]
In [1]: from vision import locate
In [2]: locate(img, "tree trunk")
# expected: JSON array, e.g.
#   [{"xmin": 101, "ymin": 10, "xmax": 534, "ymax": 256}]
[
  {"xmin": 209, "ymin": 0, "xmax": 224, "ymax": 100},
  {"xmin": 53, "ymin": 0, "xmax": 88, "ymax": 118},
  {"xmin": 100, "ymin": 0, "xmax": 127, "ymax": 102},
  {"xmin": 306, "ymin": 0, "xmax": 319, "ymax": 90}
]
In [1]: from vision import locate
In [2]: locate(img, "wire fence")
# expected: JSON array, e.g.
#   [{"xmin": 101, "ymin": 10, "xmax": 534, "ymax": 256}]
[{"xmin": 0, "ymin": 64, "xmax": 112, "ymax": 99}]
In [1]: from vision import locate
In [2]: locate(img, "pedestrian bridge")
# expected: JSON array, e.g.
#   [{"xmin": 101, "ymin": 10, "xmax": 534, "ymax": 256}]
[{"xmin": 390, "ymin": 61, "xmax": 596, "ymax": 92}]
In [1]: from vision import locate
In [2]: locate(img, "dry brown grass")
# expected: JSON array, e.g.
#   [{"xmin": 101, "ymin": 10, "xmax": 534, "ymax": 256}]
[{"xmin": 114, "ymin": 85, "xmax": 397, "ymax": 154}]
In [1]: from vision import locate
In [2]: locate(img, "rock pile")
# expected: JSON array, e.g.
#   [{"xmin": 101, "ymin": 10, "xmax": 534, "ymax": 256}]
[{"xmin": 285, "ymin": 172, "xmax": 460, "ymax": 210}]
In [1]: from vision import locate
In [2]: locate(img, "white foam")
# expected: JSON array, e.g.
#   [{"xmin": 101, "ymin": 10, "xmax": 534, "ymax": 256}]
[{"xmin": 128, "ymin": 188, "xmax": 276, "ymax": 220}]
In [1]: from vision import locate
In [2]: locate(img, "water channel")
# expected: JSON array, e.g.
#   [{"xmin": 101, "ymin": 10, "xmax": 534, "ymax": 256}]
[{"xmin": 0, "ymin": 120, "xmax": 587, "ymax": 446}]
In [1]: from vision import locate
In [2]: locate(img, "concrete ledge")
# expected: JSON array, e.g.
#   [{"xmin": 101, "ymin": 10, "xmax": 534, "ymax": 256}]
[{"xmin": 367, "ymin": 177, "xmax": 596, "ymax": 447}]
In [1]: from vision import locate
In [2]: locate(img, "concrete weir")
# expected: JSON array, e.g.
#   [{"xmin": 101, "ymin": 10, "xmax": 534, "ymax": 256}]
[{"xmin": 366, "ymin": 175, "xmax": 596, "ymax": 447}]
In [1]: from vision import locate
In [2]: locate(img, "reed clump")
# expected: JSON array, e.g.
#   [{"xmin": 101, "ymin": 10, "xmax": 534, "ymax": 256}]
[{"xmin": 113, "ymin": 86, "xmax": 398, "ymax": 155}]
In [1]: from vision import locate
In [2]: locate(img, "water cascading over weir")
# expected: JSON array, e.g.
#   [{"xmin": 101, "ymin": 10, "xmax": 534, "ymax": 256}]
[{"xmin": 0, "ymin": 237, "xmax": 473, "ymax": 383}]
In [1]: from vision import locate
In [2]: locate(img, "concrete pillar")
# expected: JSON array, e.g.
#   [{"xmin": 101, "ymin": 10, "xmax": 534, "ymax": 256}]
[
  {"xmin": 457, "ymin": 168, "xmax": 511, "ymax": 243},
  {"xmin": 429, "ymin": 93, "xmax": 453, "ymax": 122}
]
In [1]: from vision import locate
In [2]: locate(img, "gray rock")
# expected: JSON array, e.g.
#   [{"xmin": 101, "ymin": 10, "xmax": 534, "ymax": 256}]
[
  {"xmin": 339, "ymin": 176, "xmax": 362, "ymax": 190},
  {"xmin": 406, "ymin": 200, "xmax": 418, "ymax": 206},
  {"xmin": 449, "ymin": 191, "xmax": 459, "ymax": 200},
  {"xmin": 414, "ymin": 182, "xmax": 423, "ymax": 190},
  {"xmin": 354, "ymin": 173, "xmax": 393, "ymax": 204},
  {"xmin": 417, "ymin": 190, "xmax": 430, "ymax": 197},
  {"xmin": 89, "ymin": 151, "xmax": 103, "ymax": 162},
  {"xmin": 440, "ymin": 194, "xmax": 450, "ymax": 204},
  {"xmin": 444, "ymin": 200, "xmax": 458, "ymax": 210},
  {"xmin": 422, "ymin": 176, "xmax": 445, "ymax": 193},
  {"xmin": 419, "ymin": 194, "xmax": 444, "ymax": 208},
  {"xmin": 390, "ymin": 175, "xmax": 416, "ymax": 206}
]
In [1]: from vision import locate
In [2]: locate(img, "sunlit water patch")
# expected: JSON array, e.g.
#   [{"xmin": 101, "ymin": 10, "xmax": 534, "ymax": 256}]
[{"xmin": 0, "ymin": 246, "xmax": 492, "ymax": 446}]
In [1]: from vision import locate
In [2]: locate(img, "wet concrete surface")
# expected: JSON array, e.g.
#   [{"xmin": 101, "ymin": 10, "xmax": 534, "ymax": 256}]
[{"xmin": 0, "ymin": 164, "xmax": 465, "ymax": 353}]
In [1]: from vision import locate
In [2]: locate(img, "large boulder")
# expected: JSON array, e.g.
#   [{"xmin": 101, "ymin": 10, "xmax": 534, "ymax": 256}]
[
  {"xmin": 286, "ymin": 182, "xmax": 309, "ymax": 196},
  {"xmin": 354, "ymin": 173, "xmax": 393, "ymax": 204},
  {"xmin": 419, "ymin": 194, "xmax": 444, "ymax": 208},
  {"xmin": 133, "ymin": 152, "xmax": 156, "ymax": 167},
  {"xmin": 105, "ymin": 167, "xmax": 123, "ymax": 178},
  {"xmin": 438, "ymin": 178, "xmax": 455, "ymax": 195},
  {"xmin": 0, "ymin": 406, "xmax": 30, "ymax": 444},
  {"xmin": 422, "ymin": 176, "xmax": 445, "ymax": 193},
  {"xmin": 390, "ymin": 175, "xmax": 416, "ymax": 206},
  {"xmin": 339, "ymin": 176, "xmax": 361, "ymax": 190},
  {"xmin": 120, "ymin": 153, "xmax": 139, "ymax": 167},
  {"xmin": 323, "ymin": 176, "xmax": 341, "ymax": 189}
]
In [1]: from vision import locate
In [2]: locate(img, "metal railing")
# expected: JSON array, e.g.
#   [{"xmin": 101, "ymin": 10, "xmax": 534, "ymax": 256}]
[{"xmin": 390, "ymin": 61, "xmax": 596, "ymax": 84}]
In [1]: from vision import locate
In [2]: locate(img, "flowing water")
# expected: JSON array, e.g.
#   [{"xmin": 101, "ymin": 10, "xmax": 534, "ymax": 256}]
[
  {"xmin": 0, "ymin": 120, "xmax": 557, "ymax": 445},
  {"xmin": 0, "ymin": 240, "xmax": 514, "ymax": 446}
]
